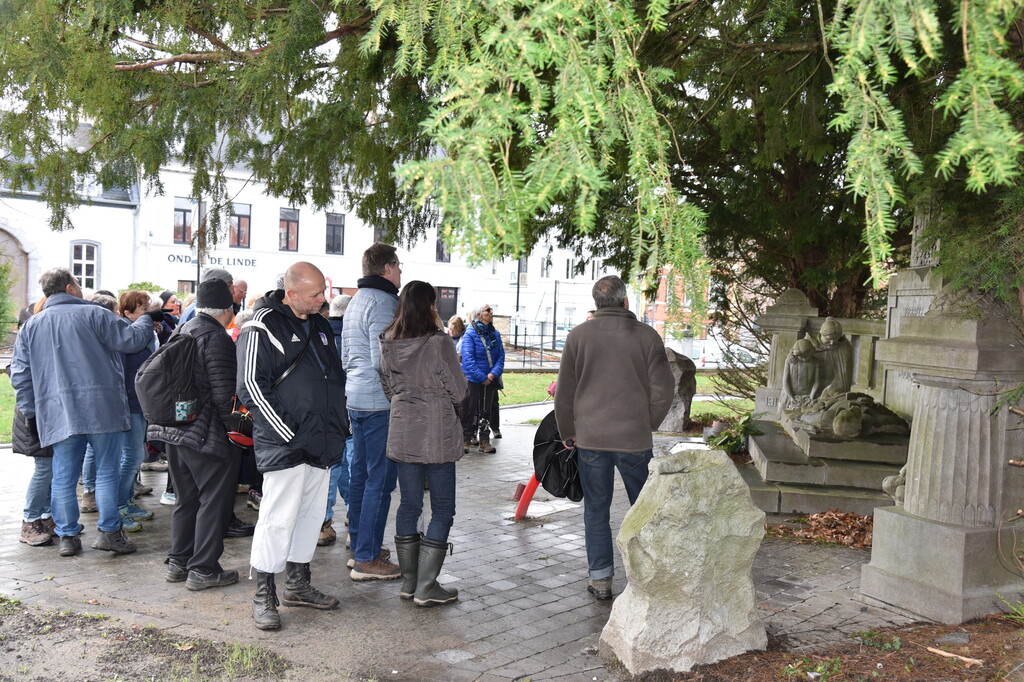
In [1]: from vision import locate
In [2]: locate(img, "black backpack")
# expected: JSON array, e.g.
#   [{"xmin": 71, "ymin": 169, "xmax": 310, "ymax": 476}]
[{"xmin": 134, "ymin": 330, "xmax": 201, "ymax": 426}]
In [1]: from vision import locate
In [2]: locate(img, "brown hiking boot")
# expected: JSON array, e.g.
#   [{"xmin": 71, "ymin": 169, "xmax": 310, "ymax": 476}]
[
  {"xmin": 80, "ymin": 491, "xmax": 97, "ymax": 513},
  {"xmin": 317, "ymin": 520, "xmax": 336, "ymax": 546},
  {"xmin": 478, "ymin": 437, "xmax": 496, "ymax": 454},
  {"xmin": 41, "ymin": 517, "xmax": 57, "ymax": 537},
  {"xmin": 350, "ymin": 557, "xmax": 401, "ymax": 581},
  {"xmin": 20, "ymin": 520, "xmax": 52, "ymax": 546}
]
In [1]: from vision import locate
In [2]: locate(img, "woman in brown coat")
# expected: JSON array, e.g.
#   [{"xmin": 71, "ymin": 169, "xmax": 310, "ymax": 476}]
[{"xmin": 379, "ymin": 281, "xmax": 468, "ymax": 606}]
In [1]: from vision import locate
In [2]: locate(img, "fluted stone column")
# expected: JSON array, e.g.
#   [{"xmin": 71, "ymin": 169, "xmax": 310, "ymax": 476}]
[{"xmin": 903, "ymin": 377, "xmax": 1010, "ymax": 526}]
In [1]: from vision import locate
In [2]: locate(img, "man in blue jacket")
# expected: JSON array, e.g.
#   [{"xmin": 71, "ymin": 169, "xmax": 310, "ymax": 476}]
[
  {"xmin": 11, "ymin": 268, "xmax": 162, "ymax": 558},
  {"xmin": 342, "ymin": 243, "xmax": 403, "ymax": 581}
]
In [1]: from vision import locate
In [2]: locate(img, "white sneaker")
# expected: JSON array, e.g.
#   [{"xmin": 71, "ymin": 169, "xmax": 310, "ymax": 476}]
[{"xmin": 160, "ymin": 491, "xmax": 176, "ymax": 505}]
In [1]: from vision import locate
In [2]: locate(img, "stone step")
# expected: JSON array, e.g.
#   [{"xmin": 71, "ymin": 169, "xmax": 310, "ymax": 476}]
[
  {"xmin": 735, "ymin": 463, "xmax": 896, "ymax": 517},
  {"xmin": 749, "ymin": 424, "xmax": 902, "ymax": 489}
]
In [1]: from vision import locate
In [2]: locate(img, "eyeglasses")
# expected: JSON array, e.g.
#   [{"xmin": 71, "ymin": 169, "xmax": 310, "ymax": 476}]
[
  {"xmin": 483, "ymin": 308, "xmax": 493, "ymax": 313},
  {"xmin": 391, "ymin": 261, "xmax": 403, "ymax": 268}
]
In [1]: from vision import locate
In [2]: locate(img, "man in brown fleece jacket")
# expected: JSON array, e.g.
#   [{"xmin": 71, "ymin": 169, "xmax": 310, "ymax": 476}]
[{"xmin": 554, "ymin": 275, "xmax": 674, "ymax": 600}]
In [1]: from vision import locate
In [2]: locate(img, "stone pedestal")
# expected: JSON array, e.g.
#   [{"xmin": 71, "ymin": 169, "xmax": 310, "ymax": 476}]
[
  {"xmin": 861, "ymin": 507, "xmax": 1023, "ymax": 624},
  {"xmin": 862, "ymin": 299, "xmax": 1024, "ymax": 623},
  {"xmin": 600, "ymin": 448, "xmax": 766, "ymax": 674}
]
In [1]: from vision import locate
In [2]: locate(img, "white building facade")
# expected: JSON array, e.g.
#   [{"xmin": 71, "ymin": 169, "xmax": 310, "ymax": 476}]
[{"xmin": 1, "ymin": 162, "xmax": 623, "ymax": 345}]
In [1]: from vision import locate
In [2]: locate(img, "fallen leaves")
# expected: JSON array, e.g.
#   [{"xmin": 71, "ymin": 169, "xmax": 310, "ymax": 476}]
[{"xmin": 768, "ymin": 509, "xmax": 873, "ymax": 548}]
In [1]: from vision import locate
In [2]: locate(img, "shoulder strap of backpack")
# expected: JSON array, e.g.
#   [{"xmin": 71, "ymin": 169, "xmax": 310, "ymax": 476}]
[{"xmin": 271, "ymin": 325, "xmax": 312, "ymax": 389}]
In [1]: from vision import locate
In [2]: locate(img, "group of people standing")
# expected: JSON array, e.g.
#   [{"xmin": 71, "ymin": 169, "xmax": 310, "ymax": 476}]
[{"xmin": 12, "ymin": 243, "xmax": 672, "ymax": 630}]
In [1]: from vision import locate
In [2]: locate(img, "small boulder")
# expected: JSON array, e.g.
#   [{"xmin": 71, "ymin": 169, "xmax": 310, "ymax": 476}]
[
  {"xmin": 658, "ymin": 349, "xmax": 698, "ymax": 432},
  {"xmin": 600, "ymin": 447, "xmax": 767, "ymax": 674}
]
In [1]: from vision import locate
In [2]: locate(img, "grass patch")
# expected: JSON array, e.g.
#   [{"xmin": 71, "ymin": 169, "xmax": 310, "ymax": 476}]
[
  {"xmin": 0, "ymin": 376, "xmax": 13, "ymax": 442},
  {"xmin": 501, "ymin": 370, "xmax": 731, "ymax": 407}
]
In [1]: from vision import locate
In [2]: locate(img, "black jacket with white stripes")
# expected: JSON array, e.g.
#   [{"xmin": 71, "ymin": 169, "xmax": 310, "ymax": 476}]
[{"xmin": 237, "ymin": 291, "xmax": 349, "ymax": 473}]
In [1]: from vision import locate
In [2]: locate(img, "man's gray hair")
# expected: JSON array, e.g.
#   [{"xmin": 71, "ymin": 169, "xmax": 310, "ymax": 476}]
[
  {"xmin": 91, "ymin": 293, "xmax": 118, "ymax": 313},
  {"xmin": 196, "ymin": 306, "xmax": 234, "ymax": 318},
  {"xmin": 39, "ymin": 268, "xmax": 78, "ymax": 297},
  {"xmin": 592, "ymin": 275, "xmax": 627, "ymax": 309},
  {"xmin": 469, "ymin": 303, "xmax": 491, "ymax": 321},
  {"xmin": 234, "ymin": 308, "xmax": 254, "ymax": 327}
]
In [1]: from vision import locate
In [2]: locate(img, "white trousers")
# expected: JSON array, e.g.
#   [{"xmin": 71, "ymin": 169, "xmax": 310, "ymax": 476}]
[{"xmin": 250, "ymin": 464, "xmax": 329, "ymax": 573}]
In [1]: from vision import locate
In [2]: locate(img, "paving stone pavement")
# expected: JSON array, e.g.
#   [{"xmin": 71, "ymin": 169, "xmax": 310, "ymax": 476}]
[{"xmin": 0, "ymin": 402, "xmax": 917, "ymax": 680}]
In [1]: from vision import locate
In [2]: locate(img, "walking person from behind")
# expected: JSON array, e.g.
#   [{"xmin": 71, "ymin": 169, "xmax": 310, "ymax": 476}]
[
  {"xmin": 239, "ymin": 262, "xmax": 349, "ymax": 630},
  {"xmin": 379, "ymin": 281, "xmax": 468, "ymax": 606},
  {"xmin": 10, "ymin": 268, "xmax": 160, "ymax": 557},
  {"xmin": 460, "ymin": 304, "xmax": 505, "ymax": 453},
  {"xmin": 554, "ymin": 276, "xmax": 674, "ymax": 600},
  {"xmin": 147, "ymin": 280, "xmax": 240, "ymax": 590}
]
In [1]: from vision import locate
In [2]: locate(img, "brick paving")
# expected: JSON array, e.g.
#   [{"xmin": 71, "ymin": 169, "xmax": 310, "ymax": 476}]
[{"xmin": 0, "ymin": 403, "xmax": 916, "ymax": 680}]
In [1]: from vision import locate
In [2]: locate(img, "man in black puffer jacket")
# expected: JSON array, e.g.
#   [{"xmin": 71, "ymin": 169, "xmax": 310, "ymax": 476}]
[
  {"xmin": 147, "ymin": 279, "xmax": 241, "ymax": 591},
  {"xmin": 238, "ymin": 261, "xmax": 349, "ymax": 631}
]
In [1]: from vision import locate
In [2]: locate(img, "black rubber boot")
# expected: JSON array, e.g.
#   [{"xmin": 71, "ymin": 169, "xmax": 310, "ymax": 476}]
[
  {"xmin": 281, "ymin": 562, "xmax": 339, "ymax": 609},
  {"xmin": 395, "ymin": 534, "xmax": 420, "ymax": 600},
  {"xmin": 414, "ymin": 537, "xmax": 458, "ymax": 607},
  {"xmin": 252, "ymin": 571, "xmax": 281, "ymax": 630}
]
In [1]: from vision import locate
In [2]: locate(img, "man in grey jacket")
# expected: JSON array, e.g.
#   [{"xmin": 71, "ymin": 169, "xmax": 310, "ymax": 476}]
[
  {"xmin": 554, "ymin": 275, "xmax": 674, "ymax": 600},
  {"xmin": 11, "ymin": 268, "xmax": 161, "ymax": 558},
  {"xmin": 341, "ymin": 242, "xmax": 403, "ymax": 580}
]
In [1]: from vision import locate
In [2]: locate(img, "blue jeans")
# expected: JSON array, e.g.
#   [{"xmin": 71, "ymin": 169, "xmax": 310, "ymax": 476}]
[
  {"xmin": 23, "ymin": 456, "xmax": 52, "ymax": 522},
  {"xmin": 118, "ymin": 413, "xmax": 147, "ymax": 506},
  {"xmin": 347, "ymin": 409, "xmax": 397, "ymax": 563},
  {"xmin": 395, "ymin": 461, "xmax": 456, "ymax": 543},
  {"xmin": 325, "ymin": 435, "xmax": 353, "ymax": 522},
  {"xmin": 577, "ymin": 448, "xmax": 653, "ymax": 580},
  {"xmin": 81, "ymin": 443, "xmax": 95, "ymax": 492},
  {"xmin": 51, "ymin": 432, "xmax": 123, "ymax": 536}
]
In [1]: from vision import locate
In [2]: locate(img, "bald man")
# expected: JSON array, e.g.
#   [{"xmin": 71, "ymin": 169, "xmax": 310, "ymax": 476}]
[{"xmin": 238, "ymin": 262, "xmax": 350, "ymax": 631}]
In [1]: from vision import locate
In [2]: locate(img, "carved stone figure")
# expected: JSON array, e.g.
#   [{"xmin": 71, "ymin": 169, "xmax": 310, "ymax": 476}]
[
  {"xmin": 882, "ymin": 464, "xmax": 907, "ymax": 504},
  {"xmin": 791, "ymin": 392, "xmax": 910, "ymax": 439},
  {"xmin": 816, "ymin": 317, "xmax": 853, "ymax": 399},
  {"xmin": 778, "ymin": 338, "xmax": 821, "ymax": 417}
]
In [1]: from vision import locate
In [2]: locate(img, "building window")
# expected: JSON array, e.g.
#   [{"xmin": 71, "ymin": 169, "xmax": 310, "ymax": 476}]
[
  {"xmin": 177, "ymin": 280, "xmax": 196, "ymax": 295},
  {"xmin": 174, "ymin": 197, "xmax": 193, "ymax": 244},
  {"xmin": 279, "ymin": 208, "xmax": 299, "ymax": 251},
  {"xmin": 326, "ymin": 213, "xmax": 345, "ymax": 255},
  {"xmin": 373, "ymin": 226, "xmax": 386, "ymax": 243},
  {"xmin": 70, "ymin": 241, "xmax": 99, "ymax": 290},
  {"xmin": 566, "ymin": 258, "xmax": 576, "ymax": 279},
  {"xmin": 436, "ymin": 233, "xmax": 451, "ymax": 263},
  {"xmin": 230, "ymin": 203, "xmax": 251, "ymax": 248}
]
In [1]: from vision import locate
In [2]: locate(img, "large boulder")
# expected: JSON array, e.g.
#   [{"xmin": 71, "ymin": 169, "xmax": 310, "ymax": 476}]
[
  {"xmin": 658, "ymin": 348, "xmax": 697, "ymax": 432},
  {"xmin": 600, "ymin": 446, "xmax": 767, "ymax": 675}
]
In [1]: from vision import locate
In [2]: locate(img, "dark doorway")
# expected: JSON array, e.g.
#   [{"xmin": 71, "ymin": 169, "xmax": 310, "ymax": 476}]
[{"xmin": 436, "ymin": 286, "xmax": 458, "ymax": 325}]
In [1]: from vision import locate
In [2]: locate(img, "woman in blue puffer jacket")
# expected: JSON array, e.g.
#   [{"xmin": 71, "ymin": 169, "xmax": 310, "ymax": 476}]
[{"xmin": 459, "ymin": 303, "xmax": 504, "ymax": 454}]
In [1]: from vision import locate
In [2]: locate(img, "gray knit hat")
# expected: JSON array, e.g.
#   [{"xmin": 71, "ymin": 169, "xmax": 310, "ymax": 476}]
[{"xmin": 201, "ymin": 267, "xmax": 233, "ymax": 285}]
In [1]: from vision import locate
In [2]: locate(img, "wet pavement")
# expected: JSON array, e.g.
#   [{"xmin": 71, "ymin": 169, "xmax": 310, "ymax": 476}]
[{"xmin": 0, "ymin": 402, "xmax": 916, "ymax": 680}]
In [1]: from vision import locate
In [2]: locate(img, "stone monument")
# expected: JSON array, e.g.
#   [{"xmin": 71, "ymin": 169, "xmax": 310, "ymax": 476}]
[
  {"xmin": 600, "ymin": 446, "xmax": 766, "ymax": 674},
  {"xmin": 658, "ymin": 348, "xmax": 698, "ymax": 432},
  {"xmin": 861, "ymin": 289, "xmax": 1024, "ymax": 623},
  {"xmin": 746, "ymin": 304, "xmax": 908, "ymax": 515}
]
